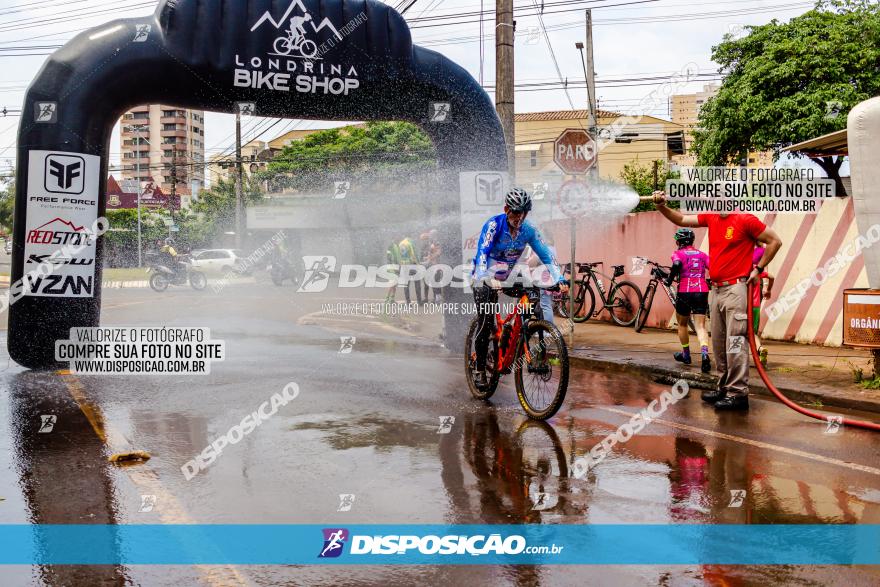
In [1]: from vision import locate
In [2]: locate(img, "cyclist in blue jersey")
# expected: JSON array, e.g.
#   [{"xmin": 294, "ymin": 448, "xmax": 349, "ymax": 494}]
[{"xmin": 471, "ymin": 188, "xmax": 568, "ymax": 388}]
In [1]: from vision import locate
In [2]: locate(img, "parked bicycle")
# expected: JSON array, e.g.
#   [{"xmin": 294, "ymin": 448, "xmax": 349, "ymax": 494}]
[
  {"xmin": 555, "ymin": 262, "xmax": 642, "ymax": 327},
  {"xmin": 465, "ymin": 283, "xmax": 569, "ymax": 420},
  {"xmin": 634, "ymin": 258, "xmax": 709, "ymax": 333}
]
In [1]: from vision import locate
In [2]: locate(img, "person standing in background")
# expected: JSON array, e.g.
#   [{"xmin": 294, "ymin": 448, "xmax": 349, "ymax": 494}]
[
  {"xmin": 751, "ymin": 246, "xmax": 775, "ymax": 367},
  {"xmin": 398, "ymin": 235, "xmax": 423, "ymax": 305},
  {"xmin": 384, "ymin": 237, "xmax": 402, "ymax": 304},
  {"xmin": 526, "ymin": 228, "xmax": 559, "ymax": 325},
  {"xmin": 653, "ymin": 191, "xmax": 782, "ymax": 411},
  {"xmin": 421, "ymin": 229, "xmax": 443, "ymax": 302}
]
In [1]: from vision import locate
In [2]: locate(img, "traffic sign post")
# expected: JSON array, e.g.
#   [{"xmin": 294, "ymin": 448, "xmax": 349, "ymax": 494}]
[{"xmin": 553, "ymin": 128, "xmax": 597, "ymax": 346}]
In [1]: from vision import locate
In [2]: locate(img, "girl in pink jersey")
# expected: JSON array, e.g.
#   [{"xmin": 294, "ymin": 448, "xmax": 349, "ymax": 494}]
[{"xmin": 666, "ymin": 228, "xmax": 712, "ymax": 373}]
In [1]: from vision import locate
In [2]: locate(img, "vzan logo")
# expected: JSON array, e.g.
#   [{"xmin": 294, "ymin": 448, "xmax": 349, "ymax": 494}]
[
  {"xmin": 44, "ymin": 154, "xmax": 85, "ymax": 194},
  {"xmin": 234, "ymin": 0, "xmax": 361, "ymax": 95}
]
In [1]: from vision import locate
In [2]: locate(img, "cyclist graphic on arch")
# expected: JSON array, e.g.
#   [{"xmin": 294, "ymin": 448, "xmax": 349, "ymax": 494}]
[
  {"xmin": 300, "ymin": 256, "xmax": 332, "ymax": 291},
  {"xmin": 273, "ymin": 13, "xmax": 318, "ymax": 58}
]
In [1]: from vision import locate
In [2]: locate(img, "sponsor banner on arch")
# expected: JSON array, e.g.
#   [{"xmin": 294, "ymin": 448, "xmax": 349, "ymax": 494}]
[{"xmin": 24, "ymin": 150, "xmax": 101, "ymax": 297}]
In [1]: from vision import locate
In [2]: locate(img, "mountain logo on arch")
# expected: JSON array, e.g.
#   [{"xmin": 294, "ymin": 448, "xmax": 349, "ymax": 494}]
[
  {"xmin": 251, "ymin": 0, "xmax": 342, "ymax": 59},
  {"xmin": 233, "ymin": 0, "xmax": 365, "ymax": 95}
]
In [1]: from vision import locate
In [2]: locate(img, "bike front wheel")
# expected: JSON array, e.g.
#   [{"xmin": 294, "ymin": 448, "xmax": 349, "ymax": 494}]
[
  {"xmin": 608, "ymin": 281, "xmax": 642, "ymax": 327},
  {"xmin": 465, "ymin": 316, "xmax": 500, "ymax": 400},
  {"xmin": 570, "ymin": 281, "xmax": 596, "ymax": 323},
  {"xmin": 299, "ymin": 39, "xmax": 318, "ymax": 57},
  {"xmin": 514, "ymin": 320, "xmax": 569, "ymax": 420},
  {"xmin": 634, "ymin": 282, "xmax": 656, "ymax": 332}
]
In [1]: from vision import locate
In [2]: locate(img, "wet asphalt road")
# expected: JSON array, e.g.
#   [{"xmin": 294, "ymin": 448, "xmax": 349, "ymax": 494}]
[{"xmin": 0, "ymin": 280, "xmax": 879, "ymax": 586}]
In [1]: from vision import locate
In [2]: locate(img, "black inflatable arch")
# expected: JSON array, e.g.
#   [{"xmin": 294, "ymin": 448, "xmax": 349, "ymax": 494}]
[{"xmin": 11, "ymin": 0, "xmax": 506, "ymax": 368}]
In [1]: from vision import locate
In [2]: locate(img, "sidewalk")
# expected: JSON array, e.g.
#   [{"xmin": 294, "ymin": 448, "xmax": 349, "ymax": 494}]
[{"xmin": 567, "ymin": 319, "xmax": 880, "ymax": 415}]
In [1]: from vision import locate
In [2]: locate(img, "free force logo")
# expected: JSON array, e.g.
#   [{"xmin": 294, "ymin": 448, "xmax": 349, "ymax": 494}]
[
  {"xmin": 25, "ymin": 150, "xmax": 100, "ymax": 298},
  {"xmin": 475, "ymin": 173, "xmax": 504, "ymax": 205},
  {"xmin": 319, "ymin": 528, "xmax": 349, "ymax": 558},
  {"xmin": 44, "ymin": 154, "xmax": 85, "ymax": 194}
]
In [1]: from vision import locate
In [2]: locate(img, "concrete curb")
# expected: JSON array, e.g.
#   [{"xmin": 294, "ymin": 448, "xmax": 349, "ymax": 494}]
[{"xmin": 567, "ymin": 352, "xmax": 880, "ymax": 415}]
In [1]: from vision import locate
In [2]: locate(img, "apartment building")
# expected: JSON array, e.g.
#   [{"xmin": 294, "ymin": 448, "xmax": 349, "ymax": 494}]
[{"xmin": 119, "ymin": 105, "xmax": 206, "ymax": 195}]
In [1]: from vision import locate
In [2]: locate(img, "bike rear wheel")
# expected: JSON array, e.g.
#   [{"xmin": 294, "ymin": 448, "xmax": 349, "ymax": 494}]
[
  {"xmin": 635, "ymin": 282, "xmax": 656, "ymax": 332},
  {"xmin": 514, "ymin": 320, "xmax": 568, "ymax": 420},
  {"xmin": 273, "ymin": 37, "xmax": 293, "ymax": 55},
  {"xmin": 608, "ymin": 281, "xmax": 642, "ymax": 327},
  {"xmin": 149, "ymin": 273, "xmax": 169, "ymax": 292},
  {"xmin": 465, "ymin": 317, "xmax": 500, "ymax": 400}
]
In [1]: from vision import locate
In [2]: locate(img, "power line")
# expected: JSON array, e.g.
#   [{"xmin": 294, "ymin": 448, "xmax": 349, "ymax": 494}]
[
  {"xmin": 528, "ymin": 0, "xmax": 577, "ymax": 110},
  {"xmin": 0, "ymin": 1, "xmax": 155, "ymax": 33}
]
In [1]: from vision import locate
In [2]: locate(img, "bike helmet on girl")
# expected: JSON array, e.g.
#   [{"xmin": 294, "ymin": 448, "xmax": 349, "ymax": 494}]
[
  {"xmin": 505, "ymin": 188, "xmax": 532, "ymax": 212},
  {"xmin": 674, "ymin": 228, "xmax": 695, "ymax": 247}
]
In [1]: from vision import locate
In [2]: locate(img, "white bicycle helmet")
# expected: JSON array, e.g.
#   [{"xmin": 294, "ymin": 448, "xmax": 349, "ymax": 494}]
[{"xmin": 505, "ymin": 188, "xmax": 532, "ymax": 212}]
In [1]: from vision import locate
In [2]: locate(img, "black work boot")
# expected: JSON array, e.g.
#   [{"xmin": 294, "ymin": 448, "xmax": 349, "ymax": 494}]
[{"xmin": 701, "ymin": 388, "xmax": 726, "ymax": 404}]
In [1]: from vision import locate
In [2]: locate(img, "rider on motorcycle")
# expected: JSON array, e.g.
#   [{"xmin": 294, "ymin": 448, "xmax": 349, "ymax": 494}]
[
  {"xmin": 471, "ymin": 188, "xmax": 569, "ymax": 387},
  {"xmin": 159, "ymin": 238, "xmax": 183, "ymax": 277}
]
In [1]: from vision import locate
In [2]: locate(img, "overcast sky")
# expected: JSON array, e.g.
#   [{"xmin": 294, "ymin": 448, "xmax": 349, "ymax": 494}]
[{"xmin": 0, "ymin": 0, "xmax": 816, "ymax": 177}]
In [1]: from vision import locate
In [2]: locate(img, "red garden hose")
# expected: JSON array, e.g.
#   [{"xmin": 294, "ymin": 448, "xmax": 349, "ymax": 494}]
[{"xmin": 748, "ymin": 282, "xmax": 880, "ymax": 431}]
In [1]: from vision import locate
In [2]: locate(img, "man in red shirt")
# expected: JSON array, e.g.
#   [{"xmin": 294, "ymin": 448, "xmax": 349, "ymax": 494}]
[{"xmin": 653, "ymin": 192, "xmax": 782, "ymax": 411}]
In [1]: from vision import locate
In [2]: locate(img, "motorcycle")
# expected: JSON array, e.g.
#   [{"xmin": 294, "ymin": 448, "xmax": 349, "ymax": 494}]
[
  {"xmin": 148, "ymin": 255, "xmax": 207, "ymax": 292},
  {"xmin": 268, "ymin": 257, "xmax": 300, "ymax": 286}
]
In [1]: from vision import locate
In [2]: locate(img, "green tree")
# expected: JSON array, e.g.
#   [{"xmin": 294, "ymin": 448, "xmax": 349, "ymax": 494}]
[
  {"xmin": 266, "ymin": 121, "xmax": 436, "ymax": 191},
  {"xmin": 692, "ymin": 0, "xmax": 880, "ymax": 193},
  {"xmin": 619, "ymin": 159, "xmax": 678, "ymax": 212},
  {"xmin": 191, "ymin": 175, "xmax": 264, "ymax": 242},
  {"xmin": 104, "ymin": 208, "xmax": 169, "ymax": 267},
  {"xmin": 0, "ymin": 180, "xmax": 14, "ymax": 233}
]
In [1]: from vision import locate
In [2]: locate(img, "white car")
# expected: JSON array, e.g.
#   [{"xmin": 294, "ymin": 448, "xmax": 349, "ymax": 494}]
[
  {"xmin": 4, "ymin": 240, "xmax": 11, "ymax": 255},
  {"xmin": 190, "ymin": 249, "xmax": 249, "ymax": 275}
]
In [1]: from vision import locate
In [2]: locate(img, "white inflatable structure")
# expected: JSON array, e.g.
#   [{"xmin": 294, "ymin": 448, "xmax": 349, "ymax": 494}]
[{"xmin": 848, "ymin": 97, "xmax": 880, "ymax": 289}]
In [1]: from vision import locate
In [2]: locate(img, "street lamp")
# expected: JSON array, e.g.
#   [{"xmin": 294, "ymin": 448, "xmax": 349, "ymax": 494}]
[{"xmin": 132, "ymin": 124, "xmax": 149, "ymax": 267}]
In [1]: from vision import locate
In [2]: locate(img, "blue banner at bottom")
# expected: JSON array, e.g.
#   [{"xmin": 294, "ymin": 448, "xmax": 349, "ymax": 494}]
[{"xmin": 0, "ymin": 524, "xmax": 878, "ymax": 565}]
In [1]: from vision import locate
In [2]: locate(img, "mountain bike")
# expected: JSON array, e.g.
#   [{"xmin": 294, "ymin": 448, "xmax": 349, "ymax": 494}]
[
  {"xmin": 465, "ymin": 284, "xmax": 569, "ymax": 420},
  {"xmin": 634, "ymin": 259, "xmax": 709, "ymax": 334},
  {"xmin": 556, "ymin": 262, "xmax": 642, "ymax": 327},
  {"xmin": 273, "ymin": 28, "xmax": 318, "ymax": 58}
]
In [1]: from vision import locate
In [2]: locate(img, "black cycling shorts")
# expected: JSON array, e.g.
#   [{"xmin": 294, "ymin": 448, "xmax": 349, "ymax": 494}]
[{"xmin": 675, "ymin": 292, "xmax": 709, "ymax": 316}]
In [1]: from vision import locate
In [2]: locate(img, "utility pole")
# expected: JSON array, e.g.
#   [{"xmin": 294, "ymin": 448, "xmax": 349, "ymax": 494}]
[
  {"xmin": 133, "ymin": 124, "xmax": 147, "ymax": 267},
  {"xmin": 585, "ymin": 8, "xmax": 598, "ymax": 172},
  {"xmin": 496, "ymin": 0, "xmax": 515, "ymax": 181},
  {"xmin": 234, "ymin": 108, "xmax": 243, "ymax": 250},
  {"xmin": 170, "ymin": 143, "xmax": 178, "ymax": 237}
]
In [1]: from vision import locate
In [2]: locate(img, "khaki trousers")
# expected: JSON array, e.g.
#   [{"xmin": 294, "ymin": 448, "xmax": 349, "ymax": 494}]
[{"xmin": 710, "ymin": 282, "xmax": 750, "ymax": 397}]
